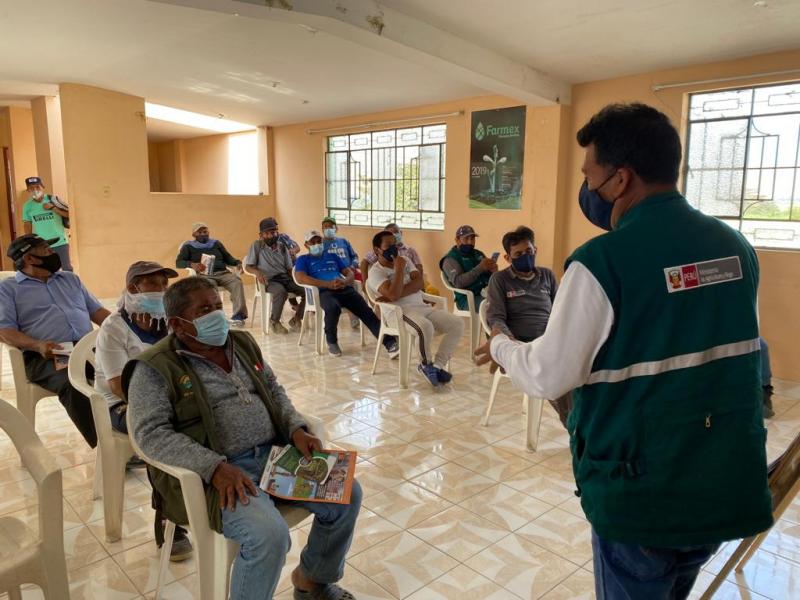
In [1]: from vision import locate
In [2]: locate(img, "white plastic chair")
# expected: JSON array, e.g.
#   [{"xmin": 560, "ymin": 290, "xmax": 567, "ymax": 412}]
[
  {"xmin": 439, "ymin": 271, "xmax": 483, "ymax": 361},
  {"xmin": 0, "ymin": 398, "xmax": 69, "ymax": 600},
  {"xmin": 0, "ymin": 271, "xmax": 17, "ymax": 390},
  {"xmin": 7, "ymin": 346, "xmax": 54, "ymax": 431},
  {"xmin": 365, "ymin": 284, "xmax": 447, "ymax": 389},
  {"xmin": 127, "ymin": 408, "xmax": 328, "ymax": 600},
  {"xmin": 293, "ymin": 268, "xmax": 325, "ymax": 355},
  {"xmin": 243, "ymin": 256, "xmax": 301, "ymax": 336},
  {"xmin": 478, "ymin": 301, "xmax": 544, "ymax": 452},
  {"xmin": 68, "ymin": 330, "xmax": 133, "ymax": 542}
]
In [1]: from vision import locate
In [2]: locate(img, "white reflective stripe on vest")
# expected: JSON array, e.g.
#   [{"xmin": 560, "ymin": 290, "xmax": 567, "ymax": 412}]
[{"xmin": 586, "ymin": 337, "xmax": 761, "ymax": 385}]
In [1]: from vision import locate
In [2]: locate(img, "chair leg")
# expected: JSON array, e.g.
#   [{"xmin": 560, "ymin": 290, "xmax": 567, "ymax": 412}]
[
  {"xmin": 17, "ymin": 391, "xmax": 36, "ymax": 430},
  {"xmin": 467, "ymin": 315, "xmax": 476, "ymax": 359},
  {"xmin": 482, "ymin": 371, "xmax": 502, "ymax": 426},
  {"xmin": 314, "ymin": 311, "xmax": 324, "ymax": 355},
  {"xmin": 154, "ymin": 520, "xmax": 177, "ymax": 600},
  {"xmin": 264, "ymin": 294, "xmax": 272, "ymax": 336},
  {"xmin": 525, "ymin": 396, "xmax": 544, "ymax": 452},
  {"xmin": 297, "ymin": 313, "xmax": 307, "ymax": 347},
  {"xmin": 102, "ymin": 450, "xmax": 127, "ymax": 542},
  {"xmin": 92, "ymin": 451, "xmax": 103, "ymax": 500},
  {"xmin": 371, "ymin": 333, "xmax": 384, "ymax": 375}
]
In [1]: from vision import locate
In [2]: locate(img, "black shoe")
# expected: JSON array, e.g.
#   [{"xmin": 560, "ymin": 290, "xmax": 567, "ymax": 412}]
[
  {"xmin": 763, "ymin": 385, "xmax": 775, "ymax": 419},
  {"xmin": 435, "ymin": 367, "xmax": 453, "ymax": 384},
  {"xmin": 169, "ymin": 530, "xmax": 193, "ymax": 562},
  {"xmin": 126, "ymin": 455, "xmax": 146, "ymax": 469}
]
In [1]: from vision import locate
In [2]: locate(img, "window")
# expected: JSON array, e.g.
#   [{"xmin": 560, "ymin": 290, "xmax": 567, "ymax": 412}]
[
  {"xmin": 684, "ymin": 82, "xmax": 800, "ymax": 249},
  {"xmin": 227, "ymin": 131, "xmax": 259, "ymax": 195},
  {"xmin": 325, "ymin": 124, "xmax": 446, "ymax": 230}
]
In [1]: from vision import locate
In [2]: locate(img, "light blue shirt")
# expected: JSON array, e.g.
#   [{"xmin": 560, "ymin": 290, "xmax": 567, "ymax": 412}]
[
  {"xmin": 0, "ymin": 271, "xmax": 103, "ymax": 342},
  {"xmin": 323, "ymin": 237, "xmax": 359, "ymax": 269}
]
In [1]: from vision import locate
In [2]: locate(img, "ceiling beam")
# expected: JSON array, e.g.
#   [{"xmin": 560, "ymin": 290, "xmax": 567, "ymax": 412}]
[{"xmin": 150, "ymin": 0, "xmax": 571, "ymax": 106}]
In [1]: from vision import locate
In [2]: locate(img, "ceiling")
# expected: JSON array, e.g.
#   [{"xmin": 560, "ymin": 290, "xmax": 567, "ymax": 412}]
[
  {"xmin": 0, "ymin": 0, "xmax": 798, "ymax": 127},
  {"xmin": 145, "ymin": 118, "xmax": 233, "ymax": 142},
  {"xmin": 381, "ymin": 0, "xmax": 800, "ymax": 83}
]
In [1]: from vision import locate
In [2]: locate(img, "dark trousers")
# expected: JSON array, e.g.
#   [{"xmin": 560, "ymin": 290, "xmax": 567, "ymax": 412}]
[
  {"xmin": 266, "ymin": 273, "xmax": 305, "ymax": 322},
  {"xmin": 592, "ymin": 529, "xmax": 719, "ymax": 599},
  {"xmin": 110, "ymin": 402, "xmax": 128, "ymax": 433},
  {"xmin": 318, "ymin": 287, "xmax": 392, "ymax": 348},
  {"xmin": 24, "ymin": 351, "xmax": 97, "ymax": 447}
]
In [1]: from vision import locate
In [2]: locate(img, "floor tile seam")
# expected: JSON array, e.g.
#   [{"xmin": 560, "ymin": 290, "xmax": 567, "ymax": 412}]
[{"xmin": 343, "ymin": 559, "xmax": 403, "ymax": 599}]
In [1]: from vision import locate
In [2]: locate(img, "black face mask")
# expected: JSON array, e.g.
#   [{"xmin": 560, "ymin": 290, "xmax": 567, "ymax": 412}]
[
  {"xmin": 195, "ymin": 234, "xmax": 210, "ymax": 243},
  {"xmin": 458, "ymin": 244, "xmax": 475, "ymax": 255},
  {"xmin": 32, "ymin": 253, "xmax": 61, "ymax": 273},
  {"xmin": 262, "ymin": 234, "xmax": 277, "ymax": 246},
  {"xmin": 382, "ymin": 245, "xmax": 399, "ymax": 261}
]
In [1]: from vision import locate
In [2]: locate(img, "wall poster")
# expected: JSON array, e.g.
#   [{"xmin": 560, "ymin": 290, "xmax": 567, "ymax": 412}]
[{"xmin": 469, "ymin": 106, "xmax": 526, "ymax": 210}]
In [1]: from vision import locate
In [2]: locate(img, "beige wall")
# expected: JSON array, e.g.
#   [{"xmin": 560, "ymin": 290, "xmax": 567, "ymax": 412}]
[
  {"xmin": 31, "ymin": 96, "xmax": 67, "ymax": 201},
  {"xmin": 563, "ymin": 48, "xmax": 800, "ymax": 381},
  {"xmin": 59, "ymin": 83, "xmax": 273, "ymax": 297},
  {"xmin": 271, "ymin": 48, "xmax": 800, "ymax": 380},
  {"xmin": 178, "ymin": 133, "xmax": 230, "ymax": 195},
  {"xmin": 272, "ymin": 97, "xmax": 570, "ymax": 285}
]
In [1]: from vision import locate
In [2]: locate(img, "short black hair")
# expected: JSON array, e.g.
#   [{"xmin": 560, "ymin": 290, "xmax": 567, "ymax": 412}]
[
  {"xmin": 576, "ymin": 103, "xmax": 682, "ymax": 185},
  {"xmin": 372, "ymin": 230, "xmax": 395, "ymax": 250},
  {"xmin": 384, "ymin": 223, "xmax": 398, "ymax": 230},
  {"xmin": 502, "ymin": 226, "xmax": 535, "ymax": 254},
  {"xmin": 164, "ymin": 277, "xmax": 217, "ymax": 318}
]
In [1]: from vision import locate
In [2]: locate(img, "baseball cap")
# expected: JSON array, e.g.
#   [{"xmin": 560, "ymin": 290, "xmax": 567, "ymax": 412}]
[
  {"xmin": 304, "ymin": 229, "xmax": 323, "ymax": 242},
  {"xmin": 259, "ymin": 217, "xmax": 278, "ymax": 232},
  {"xmin": 456, "ymin": 225, "xmax": 478, "ymax": 238},
  {"xmin": 125, "ymin": 261, "xmax": 179, "ymax": 286},
  {"xmin": 191, "ymin": 222, "xmax": 208, "ymax": 234},
  {"xmin": 25, "ymin": 176, "xmax": 43, "ymax": 188},
  {"xmin": 7, "ymin": 234, "xmax": 60, "ymax": 261},
  {"xmin": 321, "ymin": 215, "xmax": 337, "ymax": 225}
]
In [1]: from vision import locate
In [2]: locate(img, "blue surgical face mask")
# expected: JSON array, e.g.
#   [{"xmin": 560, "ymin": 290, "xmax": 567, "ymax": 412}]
[
  {"xmin": 309, "ymin": 243, "xmax": 324, "ymax": 257},
  {"xmin": 393, "ymin": 232, "xmax": 403, "ymax": 245},
  {"xmin": 179, "ymin": 310, "xmax": 229, "ymax": 346},
  {"xmin": 511, "ymin": 253, "xmax": 535, "ymax": 273},
  {"xmin": 578, "ymin": 179, "xmax": 614, "ymax": 231},
  {"xmin": 323, "ymin": 228, "xmax": 336, "ymax": 239},
  {"xmin": 458, "ymin": 244, "xmax": 474, "ymax": 255}
]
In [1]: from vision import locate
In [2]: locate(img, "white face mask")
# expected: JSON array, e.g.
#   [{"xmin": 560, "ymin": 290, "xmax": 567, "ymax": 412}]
[{"xmin": 32, "ymin": 190, "xmax": 44, "ymax": 200}]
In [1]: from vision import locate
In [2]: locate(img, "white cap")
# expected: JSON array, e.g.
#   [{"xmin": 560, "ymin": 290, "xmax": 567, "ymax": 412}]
[
  {"xmin": 304, "ymin": 229, "xmax": 322, "ymax": 242},
  {"xmin": 192, "ymin": 222, "xmax": 208, "ymax": 234}
]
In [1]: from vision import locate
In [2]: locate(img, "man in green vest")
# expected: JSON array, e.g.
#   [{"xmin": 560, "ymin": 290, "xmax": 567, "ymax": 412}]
[
  {"xmin": 476, "ymin": 103, "xmax": 772, "ymax": 599},
  {"xmin": 439, "ymin": 224, "xmax": 498, "ymax": 310},
  {"xmin": 124, "ymin": 277, "xmax": 360, "ymax": 600},
  {"xmin": 22, "ymin": 176, "xmax": 72, "ymax": 271}
]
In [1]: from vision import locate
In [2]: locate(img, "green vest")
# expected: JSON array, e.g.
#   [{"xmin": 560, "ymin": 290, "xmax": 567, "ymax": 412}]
[
  {"xmin": 121, "ymin": 331, "xmax": 290, "ymax": 533},
  {"xmin": 440, "ymin": 246, "xmax": 491, "ymax": 310},
  {"xmin": 566, "ymin": 191, "xmax": 772, "ymax": 547}
]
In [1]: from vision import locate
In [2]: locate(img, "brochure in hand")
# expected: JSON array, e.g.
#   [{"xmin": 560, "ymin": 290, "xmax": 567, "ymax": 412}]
[{"xmin": 259, "ymin": 445, "xmax": 357, "ymax": 504}]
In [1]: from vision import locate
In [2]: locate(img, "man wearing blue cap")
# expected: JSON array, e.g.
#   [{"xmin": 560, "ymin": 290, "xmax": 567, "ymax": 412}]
[{"xmin": 22, "ymin": 176, "xmax": 72, "ymax": 271}]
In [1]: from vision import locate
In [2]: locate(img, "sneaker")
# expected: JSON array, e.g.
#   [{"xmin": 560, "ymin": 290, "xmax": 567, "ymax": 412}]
[
  {"xmin": 418, "ymin": 363, "xmax": 441, "ymax": 387},
  {"xmin": 435, "ymin": 367, "xmax": 453, "ymax": 384},
  {"xmin": 386, "ymin": 340, "xmax": 400, "ymax": 360},
  {"xmin": 230, "ymin": 313, "xmax": 247, "ymax": 327},
  {"xmin": 328, "ymin": 342, "xmax": 342, "ymax": 356},
  {"xmin": 287, "ymin": 316, "xmax": 302, "ymax": 332},
  {"xmin": 169, "ymin": 531, "xmax": 193, "ymax": 562},
  {"xmin": 350, "ymin": 315, "xmax": 360, "ymax": 330},
  {"xmin": 270, "ymin": 320, "xmax": 289, "ymax": 335}
]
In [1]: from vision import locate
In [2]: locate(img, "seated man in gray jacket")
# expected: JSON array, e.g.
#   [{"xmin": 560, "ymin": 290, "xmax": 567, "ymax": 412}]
[
  {"xmin": 485, "ymin": 225, "xmax": 572, "ymax": 427},
  {"xmin": 124, "ymin": 277, "xmax": 360, "ymax": 600}
]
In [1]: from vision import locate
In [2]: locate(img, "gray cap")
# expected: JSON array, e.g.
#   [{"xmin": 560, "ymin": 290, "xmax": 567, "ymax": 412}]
[
  {"xmin": 125, "ymin": 261, "xmax": 179, "ymax": 286},
  {"xmin": 259, "ymin": 217, "xmax": 278, "ymax": 232}
]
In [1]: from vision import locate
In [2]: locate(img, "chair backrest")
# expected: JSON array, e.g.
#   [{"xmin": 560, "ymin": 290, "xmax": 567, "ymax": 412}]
[
  {"xmin": 241, "ymin": 255, "xmax": 265, "ymax": 295},
  {"xmin": 478, "ymin": 299, "xmax": 490, "ymax": 335},
  {"xmin": 363, "ymin": 281, "xmax": 404, "ymax": 333},
  {"xmin": 0, "ymin": 398, "xmax": 65, "ymax": 571},
  {"xmin": 68, "ymin": 329, "xmax": 98, "ymax": 399}
]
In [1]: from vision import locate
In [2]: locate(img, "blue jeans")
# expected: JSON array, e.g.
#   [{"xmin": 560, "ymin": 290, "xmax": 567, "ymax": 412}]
[
  {"xmin": 221, "ymin": 445, "xmax": 361, "ymax": 600},
  {"xmin": 592, "ymin": 530, "xmax": 720, "ymax": 600}
]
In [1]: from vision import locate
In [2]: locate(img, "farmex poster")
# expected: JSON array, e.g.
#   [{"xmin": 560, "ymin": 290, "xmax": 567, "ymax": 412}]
[{"xmin": 469, "ymin": 106, "xmax": 526, "ymax": 210}]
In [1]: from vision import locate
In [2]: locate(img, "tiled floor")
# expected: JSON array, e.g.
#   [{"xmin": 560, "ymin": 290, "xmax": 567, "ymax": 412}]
[{"xmin": 1, "ymin": 306, "xmax": 799, "ymax": 599}]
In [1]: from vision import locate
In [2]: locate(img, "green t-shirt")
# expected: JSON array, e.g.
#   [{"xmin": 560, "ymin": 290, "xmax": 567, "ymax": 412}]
[{"xmin": 22, "ymin": 195, "xmax": 67, "ymax": 247}]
